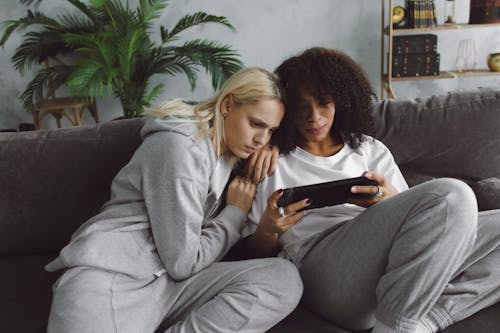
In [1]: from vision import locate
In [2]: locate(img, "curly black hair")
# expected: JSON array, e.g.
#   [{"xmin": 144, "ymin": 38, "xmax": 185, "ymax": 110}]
[{"xmin": 273, "ymin": 47, "xmax": 376, "ymax": 154}]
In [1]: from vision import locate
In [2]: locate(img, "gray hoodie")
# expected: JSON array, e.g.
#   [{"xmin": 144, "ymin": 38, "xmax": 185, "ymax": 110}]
[{"xmin": 46, "ymin": 118, "xmax": 246, "ymax": 281}]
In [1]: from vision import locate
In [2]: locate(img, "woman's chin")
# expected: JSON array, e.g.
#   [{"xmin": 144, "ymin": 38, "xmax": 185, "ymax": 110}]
[
  {"xmin": 305, "ymin": 133, "xmax": 330, "ymax": 143},
  {"xmin": 228, "ymin": 149, "xmax": 249, "ymax": 159},
  {"xmin": 239, "ymin": 151, "xmax": 252, "ymax": 159}
]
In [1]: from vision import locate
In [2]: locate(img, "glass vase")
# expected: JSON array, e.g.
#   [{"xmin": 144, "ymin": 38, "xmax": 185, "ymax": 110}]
[{"xmin": 456, "ymin": 39, "xmax": 477, "ymax": 72}]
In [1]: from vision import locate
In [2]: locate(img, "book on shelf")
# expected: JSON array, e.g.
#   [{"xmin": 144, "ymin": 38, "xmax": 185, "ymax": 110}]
[
  {"xmin": 392, "ymin": 53, "xmax": 440, "ymax": 77},
  {"xmin": 469, "ymin": 0, "xmax": 500, "ymax": 24},
  {"xmin": 405, "ymin": 0, "xmax": 438, "ymax": 28},
  {"xmin": 390, "ymin": 33, "xmax": 440, "ymax": 78},
  {"xmin": 393, "ymin": 34, "xmax": 437, "ymax": 54}
]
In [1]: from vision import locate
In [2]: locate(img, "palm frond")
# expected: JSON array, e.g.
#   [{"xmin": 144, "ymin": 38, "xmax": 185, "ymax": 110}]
[
  {"xmin": 162, "ymin": 12, "xmax": 235, "ymax": 43},
  {"xmin": 163, "ymin": 59, "xmax": 198, "ymax": 89},
  {"xmin": 9, "ymin": 10, "xmax": 59, "ymax": 29},
  {"xmin": 159, "ymin": 25, "xmax": 178, "ymax": 44},
  {"xmin": 148, "ymin": 46, "xmax": 180, "ymax": 70},
  {"xmin": 19, "ymin": 64, "xmax": 72, "ymax": 110},
  {"xmin": 143, "ymin": 83, "xmax": 164, "ymax": 106},
  {"xmin": 175, "ymin": 39, "xmax": 243, "ymax": 89},
  {"xmin": 137, "ymin": 0, "xmax": 168, "ymax": 26},
  {"xmin": 19, "ymin": 0, "xmax": 44, "ymax": 7},
  {"xmin": 12, "ymin": 30, "xmax": 72, "ymax": 73},
  {"xmin": 148, "ymin": 47, "xmax": 199, "ymax": 89},
  {"xmin": 117, "ymin": 29, "xmax": 144, "ymax": 81},
  {"xmin": 0, "ymin": 10, "xmax": 60, "ymax": 47},
  {"xmin": 1, "ymin": 22, "xmax": 23, "ymax": 48},
  {"xmin": 57, "ymin": 13, "xmax": 98, "ymax": 34},
  {"xmin": 66, "ymin": 59, "xmax": 110, "ymax": 98},
  {"xmin": 87, "ymin": 0, "xmax": 109, "ymax": 23},
  {"xmin": 97, "ymin": 0, "xmax": 136, "ymax": 30},
  {"xmin": 64, "ymin": 32, "xmax": 114, "ymax": 69},
  {"xmin": 66, "ymin": 0, "xmax": 101, "ymax": 26},
  {"xmin": 89, "ymin": 0, "xmax": 106, "ymax": 8}
]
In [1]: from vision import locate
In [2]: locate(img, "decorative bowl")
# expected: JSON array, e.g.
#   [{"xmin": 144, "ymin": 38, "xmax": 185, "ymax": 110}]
[{"xmin": 487, "ymin": 53, "xmax": 500, "ymax": 72}]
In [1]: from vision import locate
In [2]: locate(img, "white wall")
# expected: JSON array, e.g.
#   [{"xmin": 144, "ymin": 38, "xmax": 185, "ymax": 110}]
[{"xmin": 0, "ymin": 0, "xmax": 499, "ymax": 129}]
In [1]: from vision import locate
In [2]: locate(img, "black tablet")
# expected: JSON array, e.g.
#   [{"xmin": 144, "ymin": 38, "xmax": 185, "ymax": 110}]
[{"xmin": 277, "ymin": 176, "xmax": 378, "ymax": 210}]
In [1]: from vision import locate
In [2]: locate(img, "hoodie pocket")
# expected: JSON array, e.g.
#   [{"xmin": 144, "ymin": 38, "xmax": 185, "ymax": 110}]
[{"xmin": 52, "ymin": 267, "xmax": 87, "ymax": 292}]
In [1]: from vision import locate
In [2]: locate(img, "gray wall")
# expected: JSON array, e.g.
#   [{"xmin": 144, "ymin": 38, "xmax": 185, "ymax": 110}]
[{"xmin": 0, "ymin": 0, "xmax": 499, "ymax": 129}]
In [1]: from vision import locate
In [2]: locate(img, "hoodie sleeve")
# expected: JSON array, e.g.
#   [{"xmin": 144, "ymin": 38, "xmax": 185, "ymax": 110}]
[{"xmin": 135, "ymin": 131, "xmax": 246, "ymax": 280}]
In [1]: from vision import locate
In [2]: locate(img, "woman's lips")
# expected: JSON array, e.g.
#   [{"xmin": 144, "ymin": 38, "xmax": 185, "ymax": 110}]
[
  {"xmin": 245, "ymin": 145, "xmax": 257, "ymax": 153},
  {"xmin": 306, "ymin": 125, "xmax": 325, "ymax": 135}
]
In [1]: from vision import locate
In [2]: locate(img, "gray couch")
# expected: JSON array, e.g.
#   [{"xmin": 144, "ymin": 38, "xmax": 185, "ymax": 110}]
[{"xmin": 1, "ymin": 86, "xmax": 499, "ymax": 332}]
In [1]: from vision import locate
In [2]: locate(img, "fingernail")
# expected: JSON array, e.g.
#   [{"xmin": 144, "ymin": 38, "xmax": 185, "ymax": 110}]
[
  {"xmin": 306, "ymin": 199, "xmax": 312, "ymax": 205},
  {"xmin": 351, "ymin": 186, "xmax": 357, "ymax": 193}
]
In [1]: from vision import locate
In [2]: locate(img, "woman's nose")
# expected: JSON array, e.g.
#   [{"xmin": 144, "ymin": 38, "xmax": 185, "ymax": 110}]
[
  {"xmin": 253, "ymin": 130, "xmax": 267, "ymax": 145},
  {"xmin": 307, "ymin": 107, "xmax": 321, "ymax": 121}
]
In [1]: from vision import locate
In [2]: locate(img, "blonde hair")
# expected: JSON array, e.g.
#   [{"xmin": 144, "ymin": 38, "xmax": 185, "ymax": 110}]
[{"xmin": 145, "ymin": 67, "xmax": 282, "ymax": 164}]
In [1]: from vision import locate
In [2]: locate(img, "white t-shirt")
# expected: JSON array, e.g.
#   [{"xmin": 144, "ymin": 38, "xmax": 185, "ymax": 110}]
[
  {"xmin": 210, "ymin": 157, "xmax": 232, "ymax": 200},
  {"xmin": 243, "ymin": 135, "xmax": 409, "ymax": 262}
]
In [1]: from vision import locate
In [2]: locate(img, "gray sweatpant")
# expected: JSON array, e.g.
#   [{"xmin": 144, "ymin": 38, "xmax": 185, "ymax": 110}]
[
  {"xmin": 47, "ymin": 258, "xmax": 303, "ymax": 333},
  {"xmin": 297, "ymin": 178, "xmax": 500, "ymax": 332}
]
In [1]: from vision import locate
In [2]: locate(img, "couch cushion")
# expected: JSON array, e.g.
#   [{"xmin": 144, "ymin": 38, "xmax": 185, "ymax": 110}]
[
  {"xmin": 373, "ymin": 87, "xmax": 500, "ymax": 182},
  {"xmin": 0, "ymin": 253, "xmax": 60, "ymax": 332},
  {"xmin": 440, "ymin": 302, "xmax": 500, "ymax": 333},
  {"xmin": 268, "ymin": 305, "xmax": 354, "ymax": 333},
  {"xmin": 0, "ymin": 118, "xmax": 145, "ymax": 255},
  {"xmin": 3, "ymin": 252, "xmax": 500, "ymax": 333},
  {"xmin": 469, "ymin": 177, "xmax": 500, "ymax": 211}
]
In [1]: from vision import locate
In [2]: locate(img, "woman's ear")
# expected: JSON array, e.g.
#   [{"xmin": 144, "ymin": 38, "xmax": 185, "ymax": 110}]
[{"xmin": 221, "ymin": 94, "xmax": 233, "ymax": 118}]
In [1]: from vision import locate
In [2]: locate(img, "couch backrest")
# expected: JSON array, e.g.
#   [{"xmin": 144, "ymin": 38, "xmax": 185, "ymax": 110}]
[
  {"xmin": 0, "ymin": 118, "xmax": 145, "ymax": 255},
  {"xmin": 372, "ymin": 86, "xmax": 500, "ymax": 185},
  {"xmin": 1, "ymin": 87, "xmax": 499, "ymax": 256}
]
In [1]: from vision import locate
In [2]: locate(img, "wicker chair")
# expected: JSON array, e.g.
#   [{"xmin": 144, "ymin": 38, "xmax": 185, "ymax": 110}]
[{"xmin": 31, "ymin": 58, "xmax": 99, "ymax": 129}]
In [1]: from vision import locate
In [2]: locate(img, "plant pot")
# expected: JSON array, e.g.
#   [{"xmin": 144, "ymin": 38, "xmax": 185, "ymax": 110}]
[{"xmin": 487, "ymin": 53, "xmax": 500, "ymax": 72}]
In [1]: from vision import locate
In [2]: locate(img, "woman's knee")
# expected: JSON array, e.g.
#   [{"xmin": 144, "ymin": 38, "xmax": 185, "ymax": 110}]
[
  {"xmin": 48, "ymin": 269, "xmax": 116, "ymax": 332},
  {"xmin": 421, "ymin": 178, "xmax": 478, "ymax": 235},
  {"xmin": 275, "ymin": 258, "xmax": 303, "ymax": 301},
  {"xmin": 254, "ymin": 258, "xmax": 303, "ymax": 312},
  {"xmin": 436, "ymin": 178, "xmax": 476, "ymax": 208}
]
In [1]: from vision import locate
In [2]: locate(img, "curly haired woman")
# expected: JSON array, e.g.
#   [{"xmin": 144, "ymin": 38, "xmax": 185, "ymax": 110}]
[{"xmin": 242, "ymin": 48, "xmax": 500, "ymax": 333}]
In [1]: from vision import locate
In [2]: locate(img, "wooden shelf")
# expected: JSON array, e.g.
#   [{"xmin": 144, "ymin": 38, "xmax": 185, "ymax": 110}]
[
  {"xmin": 381, "ymin": 0, "xmax": 500, "ymax": 99},
  {"xmin": 446, "ymin": 69, "xmax": 500, "ymax": 78},
  {"xmin": 383, "ymin": 69, "xmax": 500, "ymax": 82},
  {"xmin": 384, "ymin": 22, "xmax": 500, "ymax": 35},
  {"xmin": 384, "ymin": 72, "xmax": 452, "ymax": 81}
]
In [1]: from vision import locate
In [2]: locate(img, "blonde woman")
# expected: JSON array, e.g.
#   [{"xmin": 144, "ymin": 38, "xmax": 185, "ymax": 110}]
[{"xmin": 46, "ymin": 67, "xmax": 303, "ymax": 333}]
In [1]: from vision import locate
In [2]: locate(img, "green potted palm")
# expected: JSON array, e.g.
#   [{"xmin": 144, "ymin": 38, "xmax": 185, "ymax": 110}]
[{"xmin": 1, "ymin": 0, "xmax": 243, "ymax": 118}]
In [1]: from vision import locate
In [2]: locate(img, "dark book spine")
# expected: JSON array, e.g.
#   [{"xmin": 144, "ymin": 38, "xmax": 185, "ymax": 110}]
[
  {"xmin": 470, "ymin": 0, "xmax": 500, "ymax": 23},
  {"xmin": 408, "ymin": 0, "xmax": 415, "ymax": 28},
  {"xmin": 431, "ymin": 0, "xmax": 438, "ymax": 26},
  {"xmin": 393, "ymin": 34, "xmax": 438, "ymax": 54},
  {"xmin": 392, "ymin": 53, "xmax": 440, "ymax": 77}
]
